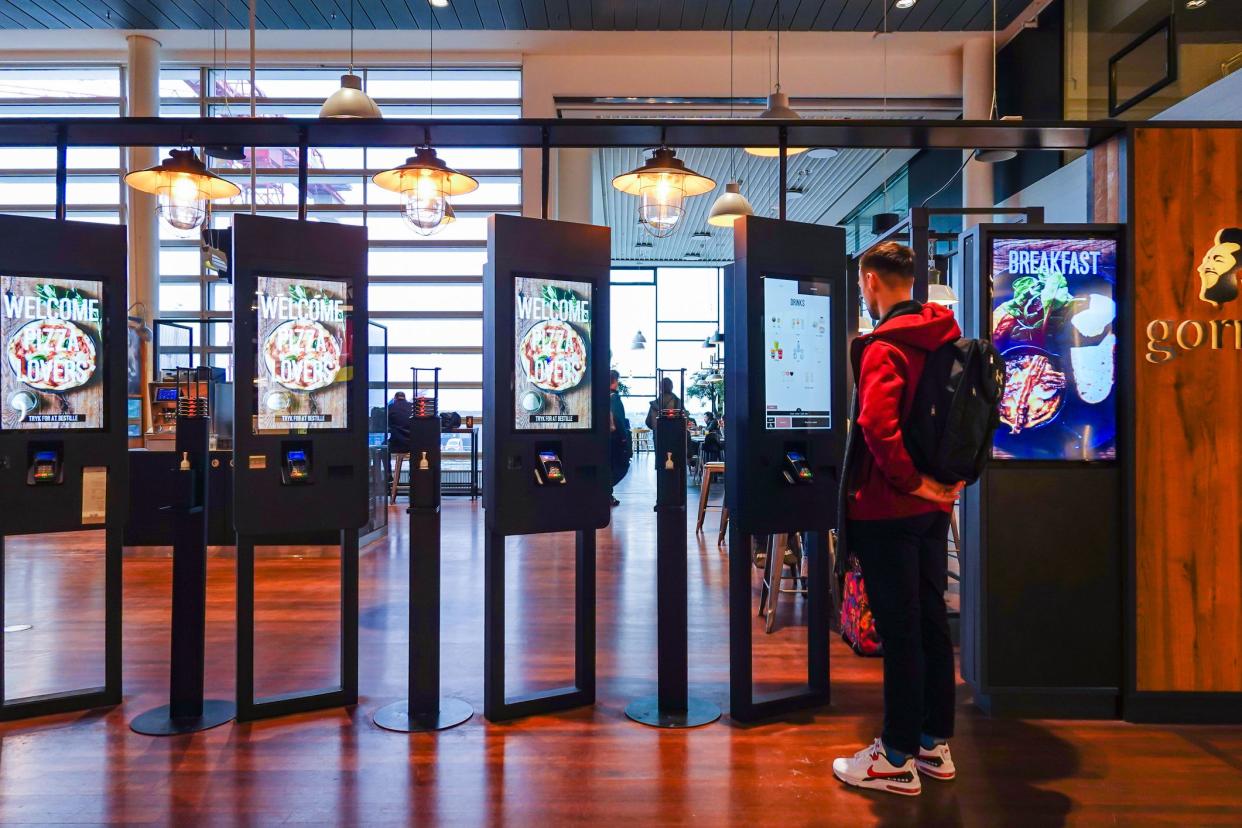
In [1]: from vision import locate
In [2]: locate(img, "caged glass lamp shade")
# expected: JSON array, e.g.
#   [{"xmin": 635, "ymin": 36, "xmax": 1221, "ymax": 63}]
[
  {"xmin": 372, "ymin": 146, "xmax": 478, "ymax": 236},
  {"xmin": 124, "ymin": 148, "xmax": 240, "ymax": 231},
  {"xmin": 612, "ymin": 148, "xmax": 716, "ymax": 239}
]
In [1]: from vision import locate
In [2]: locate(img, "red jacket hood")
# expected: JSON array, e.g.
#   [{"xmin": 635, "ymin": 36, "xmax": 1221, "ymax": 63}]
[{"xmin": 865, "ymin": 301, "xmax": 961, "ymax": 351}]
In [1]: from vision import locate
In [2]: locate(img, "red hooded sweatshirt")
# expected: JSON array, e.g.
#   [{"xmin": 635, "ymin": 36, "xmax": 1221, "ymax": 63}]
[{"xmin": 846, "ymin": 301, "xmax": 962, "ymax": 521}]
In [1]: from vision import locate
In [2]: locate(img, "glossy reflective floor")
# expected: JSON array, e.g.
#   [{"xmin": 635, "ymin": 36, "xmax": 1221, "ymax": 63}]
[{"xmin": 2, "ymin": 463, "xmax": 1241, "ymax": 825}]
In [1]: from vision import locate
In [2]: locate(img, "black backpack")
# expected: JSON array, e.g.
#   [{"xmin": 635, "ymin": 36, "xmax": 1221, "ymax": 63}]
[{"xmin": 902, "ymin": 338, "xmax": 1006, "ymax": 485}]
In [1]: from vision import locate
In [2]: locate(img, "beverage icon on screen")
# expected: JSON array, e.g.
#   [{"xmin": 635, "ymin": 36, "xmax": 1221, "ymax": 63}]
[{"xmin": 770, "ymin": 340, "xmax": 783, "ymax": 360}]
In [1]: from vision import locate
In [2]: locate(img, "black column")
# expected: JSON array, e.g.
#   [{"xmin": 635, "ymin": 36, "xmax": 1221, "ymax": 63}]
[{"xmin": 625, "ymin": 414, "xmax": 720, "ymax": 728}]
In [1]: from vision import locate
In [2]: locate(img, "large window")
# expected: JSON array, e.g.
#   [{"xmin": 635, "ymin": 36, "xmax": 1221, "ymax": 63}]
[
  {"xmin": 154, "ymin": 66, "xmax": 522, "ymax": 420},
  {"xmin": 611, "ymin": 266, "xmax": 725, "ymax": 426},
  {"xmin": 0, "ymin": 67, "xmax": 124, "ymax": 239}
]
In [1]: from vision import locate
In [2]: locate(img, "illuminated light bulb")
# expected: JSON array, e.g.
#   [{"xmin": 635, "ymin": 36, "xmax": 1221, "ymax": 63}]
[{"xmin": 159, "ymin": 173, "xmax": 208, "ymax": 231}]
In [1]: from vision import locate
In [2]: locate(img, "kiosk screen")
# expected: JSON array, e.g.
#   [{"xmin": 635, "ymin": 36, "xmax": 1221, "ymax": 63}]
[
  {"xmin": 990, "ymin": 236, "xmax": 1118, "ymax": 461},
  {"xmin": 763, "ymin": 275, "xmax": 832, "ymax": 430},
  {"xmin": 513, "ymin": 274, "xmax": 593, "ymax": 431},
  {"xmin": 254, "ymin": 274, "xmax": 352, "ymax": 434},
  {"xmin": 1, "ymin": 275, "xmax": 104, "ymax": 431}
]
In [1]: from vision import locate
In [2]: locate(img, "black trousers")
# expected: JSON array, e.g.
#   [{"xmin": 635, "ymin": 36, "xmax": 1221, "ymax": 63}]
[{"xmin": 848, "ymin": 511, "xmax": 955, "ymax": 757}]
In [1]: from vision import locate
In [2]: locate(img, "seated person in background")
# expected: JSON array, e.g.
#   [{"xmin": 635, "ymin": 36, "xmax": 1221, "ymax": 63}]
[
  {"xmin": 702, "ymin": 414, "xmax": 724, "ymax": 462},
  {"xmin": 387, "ymin": 392, "xmax": 413, "ymax": 503},
  {"xmin": 645, "ymin": 376, "xmax": 684, "ymax": 430}
]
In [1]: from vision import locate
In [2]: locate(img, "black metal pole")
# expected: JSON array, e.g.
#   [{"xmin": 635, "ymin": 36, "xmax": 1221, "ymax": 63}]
[
  {"xmin": 297, "ymin": 127, "xmax": 309, "ymax": 221},
  {"xmin": 374, "ymin": 370, "xmax": 471, "ymax": 732},
  {"xmin": 625, "ymin": 405, "xmax": 720, "ymax": 728},
  {"xmin": 131, "ymin": 375, "xmax": 235, "ymax": 735},
  {"xmin": 778, "ymin": 127, "xmax": 788, "ymax": 221},
  {"xmin": 541, "ymin": 127, "xmax": 550, "ymax": 220},
  {"xmin": 54, "ymin": 127, "xmax": 67, "ymax": 222}
]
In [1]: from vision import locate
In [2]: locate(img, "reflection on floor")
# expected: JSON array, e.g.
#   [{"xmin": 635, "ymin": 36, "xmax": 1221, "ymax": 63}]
[{"xmin": 1, "ymin": 461, "xmax": 1239, "ymax": 824}]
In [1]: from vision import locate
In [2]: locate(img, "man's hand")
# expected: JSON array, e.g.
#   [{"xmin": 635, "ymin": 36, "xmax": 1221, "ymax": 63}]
[{"xmin": 912, "ymin": 474, "xmax": 963, "ymax": 505}]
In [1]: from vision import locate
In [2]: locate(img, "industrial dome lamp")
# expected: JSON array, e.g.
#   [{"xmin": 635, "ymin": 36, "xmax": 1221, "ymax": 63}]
[
  {"xmin": 744, "ymin": 0, "xmax": 807, "ymax": 158},
  {"xmin": 708, "ymin": 1, "xmax": 755, "ymax": 228},
  {"xmin": 612, "ymin": 147, "xmax": 716, "ymax": 239},
  {"xmin": 319, "ymin": 0, "xmax": 382, "ymax": 119},
  {"xmin": 125, "ymin": 148, "xmax": 240, "ymax": 232}
]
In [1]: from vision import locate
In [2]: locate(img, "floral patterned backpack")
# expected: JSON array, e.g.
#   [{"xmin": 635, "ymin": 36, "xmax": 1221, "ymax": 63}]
[{"xmin": 840, "ymin": 555, "xmax": 883, "ymax": 657}]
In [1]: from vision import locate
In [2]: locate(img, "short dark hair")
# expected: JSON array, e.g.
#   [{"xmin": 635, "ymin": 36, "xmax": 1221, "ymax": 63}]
[
  {"xmin": 861, "ymin": 241, "xmax": 916, "ymax": 285},
  {"xmin": 661, "ymin": 376, "xmax": 674, "ymax": 394},
  {"xmin": 610, "ymin": 369, "xmax": 621, "ymax": 383},
  {"xmin": 393, "ymin": 391, "xmax": 406, "ymax": 399},
  {"xmin": 1219, "ymin": 227, "xmax": 1242, "ymax": 252}
]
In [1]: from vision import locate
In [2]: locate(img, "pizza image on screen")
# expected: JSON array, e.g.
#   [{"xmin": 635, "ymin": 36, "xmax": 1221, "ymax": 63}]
[
  {"xmin": 6, "ymin": 318, "xmax": 97, "ymax": 392},
  {"xmin": 520, "ymin": 319, "xmax": 587, "ymax": 392},
  {"xmin": 262, "ymin": 318, "xmax": 342, "ymax": 392}
]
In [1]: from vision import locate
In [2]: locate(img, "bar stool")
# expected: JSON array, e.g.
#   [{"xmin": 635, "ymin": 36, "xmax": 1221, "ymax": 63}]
[
  {"xmin": 633, "ymin": 428, "xmax": 653, "ymax": 453},
  {"xmin": 695, "ymin": 461, "xmax": 726, "ymax": 534},
  {"xmin": 758, "ymin": 532, "xmax": 806, "ymax": 634},
  {"xmin": 390, "ymin": 452, "xmax": 410, "ymax": 503}
]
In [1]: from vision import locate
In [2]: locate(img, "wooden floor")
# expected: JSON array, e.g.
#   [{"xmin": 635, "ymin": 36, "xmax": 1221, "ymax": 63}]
[{"xmin": 2, "ymin": 463, "xmax": 1241, "ymax": 826}]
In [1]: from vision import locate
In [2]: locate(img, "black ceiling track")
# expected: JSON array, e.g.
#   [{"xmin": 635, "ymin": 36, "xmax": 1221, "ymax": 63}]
[{"xmin": 0, "ymin": 117, "xmax": 1122, "ymax": 151}]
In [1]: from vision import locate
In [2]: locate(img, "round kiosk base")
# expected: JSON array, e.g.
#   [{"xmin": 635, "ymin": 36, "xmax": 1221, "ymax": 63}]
[
  {"xmin": 624, "ymin": 696, "xmax": 721, "ymax": 729},
  {"xmin": 129, "ymin": 699, "xmax": 236, "ymax": 736},
  {"xmin": 373, "ymin": 698, "xmax": 473, "ymax": 733}
]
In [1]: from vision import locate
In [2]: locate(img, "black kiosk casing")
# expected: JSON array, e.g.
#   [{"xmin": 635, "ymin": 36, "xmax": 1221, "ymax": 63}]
[
  {"xmin": 231, "ymin": 214, "xmax": 369, "ymax": 721},
  {"xmin": 0, "ymin": 215, "xmax": 127, "ymax": 720},
  {"xmin": 958, "ymin": 223, "xmax": 1124, "ymax": 718},
  {"xmin": 483, "ymin": 214, "xmax": 610, "ymax": 721},
  {"xmin": 726, "ymin": 216, "xmax": 850, "ymax": 721}
]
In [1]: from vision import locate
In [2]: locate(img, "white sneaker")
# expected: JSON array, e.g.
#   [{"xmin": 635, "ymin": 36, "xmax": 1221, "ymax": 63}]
[
  {"xmin": 832, "ymin": 738, "xmax": 922, "ymax": 797},
  {"xmin": 916, "ymin": 742, "xmax": 956, "ymax": 781}
]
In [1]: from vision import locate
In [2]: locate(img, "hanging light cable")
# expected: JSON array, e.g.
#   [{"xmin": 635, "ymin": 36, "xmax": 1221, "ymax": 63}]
[
  {"xmin": 709, "ymin": 0, "xmax": 755, "ymax": 228},
  {"xmin": 744, "ymin": 0, "xmax": 807, "ymax": 157},
  {"xmin": 320, "ymin": 0, "xmax": 383, "ymax": 118}
]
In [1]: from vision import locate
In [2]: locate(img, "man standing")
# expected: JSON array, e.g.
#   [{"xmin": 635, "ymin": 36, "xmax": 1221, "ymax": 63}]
[
  {"xmin": 608, "ymin": 370, "xmax": 631, "ymax": 507},
  {"xmin": 645, "ymin": 375, "xmax": 683, "ymax": 430},
  {"xmin": 832, "ymin": 242, "xmax": 963, "ymax": 797}
]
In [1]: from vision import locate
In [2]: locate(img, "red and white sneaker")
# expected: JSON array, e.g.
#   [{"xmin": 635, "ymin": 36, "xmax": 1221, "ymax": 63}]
[
  {"xmin": 832, "ymin": 739, "xmax": 922, "ymax": 797},
  {"xmin": 916, "ymin": 742, "xmax": 956, "ymax": 780}
]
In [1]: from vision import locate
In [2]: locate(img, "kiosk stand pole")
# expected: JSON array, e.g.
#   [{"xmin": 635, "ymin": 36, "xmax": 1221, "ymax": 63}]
[
  {"xmin": 131, "ymin": 369, "xmax": 235, "ymax": 735},
  {"xmin": 375, "ymin": 369, "xmax": 472, "ymax": 732},
  {"xmin": 626, "ymin": 371, "xmax": 720, "ymax": 728}
]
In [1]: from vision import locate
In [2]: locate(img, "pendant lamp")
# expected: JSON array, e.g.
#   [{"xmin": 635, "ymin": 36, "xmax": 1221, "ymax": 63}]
[
  {"xmin": 373, "ymin": 145, "xmax": 478, "ymax": 235},
  {"xmin": 972, "ymin": 0, "xmax": 1016, "ymax": 164},
  {"xmin": 612, "ymin": 147, "xmax": 716, "ymax": 238},
  {"xmin": 708, "ymin": 2, "xmax": 755, "ymax": 228},
  {"xmin": 744, "ymin": 0, "xmax": 807, "ymax": 158},
  {"xmin": 319, "ymin": 0, "xmax": 382, "ymax": 119},
  {"xmin": 125, "ymin": 148, "xmax": 240, "ymax": 231},
  {"xmin": 631, "ymin": 331, "xmax": 647, "ymax": 350}
]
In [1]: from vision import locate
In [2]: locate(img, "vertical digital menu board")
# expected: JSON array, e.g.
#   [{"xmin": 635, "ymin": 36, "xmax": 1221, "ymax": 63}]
[
  {"xmin": 513, "ymin": 274, "xmax": 593, "ymax": 430},
  {"xmin": 763, "ymin": 274, "xmax": 832, "ymax": 430},
  {"xmin": 990, "ymin": 236, "xmax": 1118, "ymax": 460},
  {"xmin": 1, "ymin": 275, "xmax": 104, "ymax": 430},
  {"xmin": 254, "ymin": 275, "xmax": 352, "ymax": 433}
]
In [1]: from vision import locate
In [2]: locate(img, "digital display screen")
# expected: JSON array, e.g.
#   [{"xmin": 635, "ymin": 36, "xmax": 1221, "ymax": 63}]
[
  {"xmin": 254, "ymin": 275, "xmax": 352, "ymax": 434},
  {"xmin": 1, "ymin": 275, "xmax": 104, "ymax": 431},
  {"xmin": 763, "ymin": 275, "xmax": 832, "ymax": 430},
  {"xmin": 990, "ymin": 236, "xmax": 1118, "ymax": 461},
  {"xmin": 287, "ymin": 450, "xmax": 307, "ymax": 461},
  {"xmin": 34, "ymin": 450, "xmax": 57, "ymax": 462},
  {"xmin": 155, "ymin": 387, "xmax": 178, "ymax": 401},
  {"xmin": 514, "ymin": 275, "xmax": 592, "ymax": 431},
  {"xmin": 127, "ymin": 397, "xmax": 142, "ymax": 419}
]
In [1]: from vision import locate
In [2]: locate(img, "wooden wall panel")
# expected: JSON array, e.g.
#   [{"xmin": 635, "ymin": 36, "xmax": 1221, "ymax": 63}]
[{"xmin": 1133, "ymin": 127, "xmax": 1242, "ymax": 692}]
